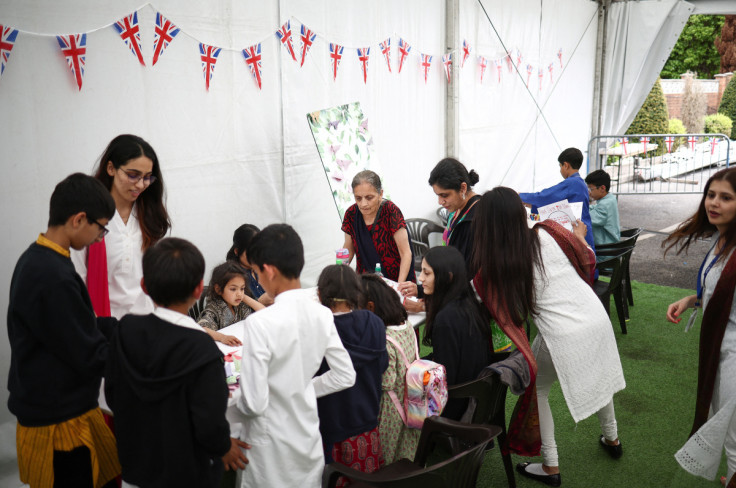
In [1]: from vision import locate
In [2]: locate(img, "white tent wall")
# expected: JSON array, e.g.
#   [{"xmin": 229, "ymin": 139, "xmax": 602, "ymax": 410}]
[{"xmin": 459, "ymin": 0, "xmax": 600, "ymax": 194}]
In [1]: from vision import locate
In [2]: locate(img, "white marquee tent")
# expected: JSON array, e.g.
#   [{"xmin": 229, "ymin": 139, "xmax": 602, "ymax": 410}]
[{"xmin": 0, "ymin": 0, "xmax": 735, "ymax": 484}]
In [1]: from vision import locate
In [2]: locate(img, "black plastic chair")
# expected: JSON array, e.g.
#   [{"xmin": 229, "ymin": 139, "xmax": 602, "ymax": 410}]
[
  {"xmin": 594, "ymin": 248, "xmax": 633, "ymax": 334},
  {"xmin": 405, "ymin": 218, "xmax": 444, "ymax": 272},
  {"xmin": 596, "ymin": 228, "xmax": 643, "ymax": 307},
  {"xmin": 187, "ymin": 285, "xmax": 208, "ymax": 320},
  {"xmin": 322, "ymin": 416, "xmax": 499, "ymax": 488},
  {"xmin": 447, "ymin": 372, "xmax": 515, "ymax": 487}
]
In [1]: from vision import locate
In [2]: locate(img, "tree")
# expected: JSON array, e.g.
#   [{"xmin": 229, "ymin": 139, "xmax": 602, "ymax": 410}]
[
  {"xmin": 626, "ymin": 79, "xmax": 669, "ymax": 135},
  {"xmin": 719, "ymin": 75, "xmax": 736, "ymax": 133},
  {"xmin": 660, "ymin": 15, "xmax": 725, "ymax": 79},
  {"xmin": 682, "ymin": 73, "xmax": 707, "ymax": 133},
  {"xmin": 716, "ymin": 15, "xmax": 736, "ymax": 73}
]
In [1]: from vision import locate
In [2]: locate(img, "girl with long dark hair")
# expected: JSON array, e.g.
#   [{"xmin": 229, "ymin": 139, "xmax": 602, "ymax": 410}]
[
  {"xmin": 665, "ymin": 168, "xmax": 736, "ymax": 487},
  {"xmin": 472, "ymin": 187, "xmax": 625, "ymax": 487}
]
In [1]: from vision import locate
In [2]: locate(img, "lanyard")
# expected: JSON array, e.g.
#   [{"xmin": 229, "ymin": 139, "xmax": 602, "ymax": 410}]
[
  {"xmin": 443, "ymin": 198, "xmax": 478, "ymax": 246},
  {"xmin": 686, "ymin": 240, "xmax": 720, "ymax": 332}
]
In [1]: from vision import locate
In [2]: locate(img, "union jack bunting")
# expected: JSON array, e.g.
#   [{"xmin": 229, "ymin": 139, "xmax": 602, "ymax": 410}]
[
  {"xmin": 379, "ymin": 38, "xmax": 391, "ymax": 72},
  {"xmin": 56, "ymin": 34, "xmax": 86, "ymax": 91},
  {"xmin": 420, "ymin": 53, "xmax": 432, "ymax": 84},
  {"xmin": 461, "ymin": 40, "xmax": 471, "ymax": 68},
  {"xmin": 621, "ymin": 137, "xmax": 629, "ymax": 155},
  {"xmin": 243, "ymin": 43, "xmax": 263, "ymax": 90},
  {"xmin": 688, "ymin": 136, "xmax": 698, "ymax": 151},
  {"xmin": 640, "ymin": 136, "xmax": 650, "ymax": 153},
  {"xmin": 442, "ymin": 53, "xmax": 452, "ymax": 84},
  {"xmin": 299, "ymin": 25, "xmax": 316, "ymax": 67},
  {"xmin": 0, "ymin": 25, "xmax": 19, "ymax": 78},
  {"xmin": 478, "ymin": 56, "xmax": 487, "ymax": 83},
  {"xmin": 275, "ymin": 21, "xmax": 296, "ymax": 62},
  {"xmin": 357, "ymin": 47, "xmax": 370, "ymax": 84},
  {"xmin": 199, "ymin": 43, "xmax": 221, "ymax": 91},
  {"xmin": 505, "ymin": 52, "xmax": 513, "ymax": 73},
  {"xmin": 538, "ymin": 67, "xmax": 543, "ymax": 91},
  {"xmin": 329, "ymin": 43, "xmax": 343, "ymax": 81},
  {"xmin": 113, "ymin": 13, "xmax": 144, "ymax": 66},
  {"xmin": 495, "ymin": 59, "xmax": 503, "ymax": 83},
  {"xmin": 526, "ymin": 64, "xmax": 532, "ymax": 87},
  {"xmin": 557, "ymin": 48, "xmax": 563, "ymax": 68},
  {"xmin": 710, "ymin": 137, "xmax": 719, "ymax": 155},
  {"xmin": 397, "ymin": 38, "xmax": 411, "ymax": 74},
  {"xmin": 664, "ymin": 135, "xmax": 675, "ymax": 153},
  {"xmin": 152, "ymin": 13, "xmax": 180, "ymax": 66},
  {"xmin": 548, "ymin": 63, "xmax": 554, "ymax": 83}
]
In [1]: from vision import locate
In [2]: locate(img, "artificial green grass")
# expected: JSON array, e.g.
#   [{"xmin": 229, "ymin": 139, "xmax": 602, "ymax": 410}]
[{"xmin": 474, "ymin": 280, "xmax": 729, "ymax": 487}]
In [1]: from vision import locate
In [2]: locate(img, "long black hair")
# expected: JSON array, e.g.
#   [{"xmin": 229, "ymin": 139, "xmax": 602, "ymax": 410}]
[
  {"xmin": 471, "ymin": 187, "xmax": 542, "ymax": 326},
  {"xmin": 93, "ymin": 134, "xmax": 170, "ymax": 249},
  {"xmin": 360, "ymin": 274, "xmax": 408, "ymax": 326},
  {"xmin": 227, "ymin": 224, "xmax": 260, "ymax": 263},
  {"xmin": 318, "ymin": 265, "xmax": 364, "ymax": 310},
  {"xmin": 422, "ymin": 246, "xmax": 489, "ymax": 347}
]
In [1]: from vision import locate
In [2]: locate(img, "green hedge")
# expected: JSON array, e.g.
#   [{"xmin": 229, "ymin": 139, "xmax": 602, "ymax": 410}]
[
  {"xmin": 704, "ymin": 113, "xmax": 732, "ymax": 139},
  {"xmin": 626, "ymin": 79, "xmax": 669, "ymax": 136},
  {"xmin": 718, "ymin": 76, "xmax": 736, "ymax": 138}
]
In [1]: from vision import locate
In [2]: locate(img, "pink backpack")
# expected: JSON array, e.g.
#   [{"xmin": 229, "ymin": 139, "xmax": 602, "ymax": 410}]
[{"xmin": 386, "ymin": 333, "xmax": 448, "ymax": 429}]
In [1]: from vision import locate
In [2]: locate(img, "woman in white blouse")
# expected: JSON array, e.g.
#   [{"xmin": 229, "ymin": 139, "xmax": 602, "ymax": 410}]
[{"xmin": 73, "ymin": 134, "xmax": 171, "ymax": 319}]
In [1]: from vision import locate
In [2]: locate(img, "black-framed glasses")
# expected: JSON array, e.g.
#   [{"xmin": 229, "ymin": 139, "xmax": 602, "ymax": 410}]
[
  {"xmin": 88, "ymin": 218, "xmax": 109, "ymax": 238},
  {"xmin": 118, "ymin": 168, "xmax": 157, "ymax": 185}
]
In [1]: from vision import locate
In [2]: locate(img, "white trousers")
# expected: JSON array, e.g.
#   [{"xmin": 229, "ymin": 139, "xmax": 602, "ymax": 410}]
[{"xmin": 535, "ymin": 336, "xmax": 619, "ymax": 467}]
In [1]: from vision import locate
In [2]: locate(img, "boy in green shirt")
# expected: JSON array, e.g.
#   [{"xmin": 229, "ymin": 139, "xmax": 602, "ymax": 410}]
[{"xmin": 585, "ymin": 170, "xmax": 621, "ymax": 246}]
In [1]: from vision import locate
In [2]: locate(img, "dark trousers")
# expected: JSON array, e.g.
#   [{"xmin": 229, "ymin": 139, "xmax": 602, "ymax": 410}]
[{"xmin": 53, "ymin": 446, "xmax": 116, "ymax": 488}]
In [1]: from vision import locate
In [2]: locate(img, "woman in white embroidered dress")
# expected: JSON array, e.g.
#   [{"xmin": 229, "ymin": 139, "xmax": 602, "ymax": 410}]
[
  {"xmin": 665, "ymin": 167, "xmax": 736, "ymax": 487},
  {"xmin": 72, "ymin": 134, "xmax": 170, "ymax": 319},
  {"xmin": 472, "ymin": 187, "xmax": 625, "ymax": 487}
]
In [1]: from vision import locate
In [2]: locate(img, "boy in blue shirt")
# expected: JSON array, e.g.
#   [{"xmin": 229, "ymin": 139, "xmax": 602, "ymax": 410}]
[
  {"xmin": 585, "ymin": 170, "xmax": 621, "ymax": 246},
  {"xmin": 519, "ymin": 147, "xmax": 595, "ymax": 250}
]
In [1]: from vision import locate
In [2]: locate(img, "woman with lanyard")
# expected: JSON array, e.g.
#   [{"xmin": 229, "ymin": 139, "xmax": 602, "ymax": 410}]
[
  {"xmin": 340, "ymin": 170, "xmax": 415, "ymax": 283},
  {"xmin": 398, "ymin": 158, "xmax": 480, "ymax": 311},
  {"xmin": 665, "ymin": 167, "xmax": 736, "ymax": 487}
]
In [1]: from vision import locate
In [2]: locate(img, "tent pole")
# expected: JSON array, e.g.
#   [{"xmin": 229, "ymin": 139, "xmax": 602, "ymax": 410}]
[
  {"xmin": 591, "ymin": 0, "xmax": 610, "ymax": 140},
  {"xmin": 445, "ymin": 0, "xmax": 460, "ymax": 158}
]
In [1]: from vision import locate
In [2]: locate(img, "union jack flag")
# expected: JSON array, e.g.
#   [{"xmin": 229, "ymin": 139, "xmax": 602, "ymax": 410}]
[
  {"xmin": 710, "ymin": 137, "xmax": 719, "ymax": 155},
  {"xmin": 398, "ymin": 38, "xmax": 411, "ymax": 74},
  {"xmin": 548, "ymin": 63, "xmax": 554, "ymax": 83},
  {"xmin": 461, "ymin": 40, "xmax": 471, "ymax": 68},
  {"xmin": 0, "ymin": 25, "xmax": 19, "ymax": 78},
  {"xmin": 299, "ymin": 25, "xmax": 316, "ymax": 67},
  {"xmin": 243, "ymin": 43, "xmax": 263, "ymax": 90},
  {"xmin": 640, "ymin": 136, "xmax": 650, "ymax": 153},
  {"xmin": 621, "ymin": 137, "xmax": 629, "ymax": 155},
  {"xmin": 478, "ymin": 56, "xmax": 487, "ymax": 84},
  {"xmin": 538, "ymin": 67, "xmax": 544, "ymax": 91},
  {"xmin": 379, "ymin": 38, "xmax": 391, "ymax": 72},
  {"xmin": 526, "ymin": 64, "xmax": 533, "ymax": 87},
  {"xmin": 664, "ymin": 135, "xmax": 675, "ymax": 153},
  {"xmin": 557, "ymin": 48, "xmax": 563, "ymax": 68},
  {"xmin": 357, "ymin": 47, "xmax": 370, "ymax": 84},
  {"xmin": 688, "ymin": 136, "xmax": 698, "ymax": 151},
  {"xmin": 275, "ymin": 21, "xmax": 296, "ymax": 62},
  {"xmin": 113, "ymin": 13, "xmax": 144, "ymax": 66},
  {"xmin": 199, "ymin": 43, "xmax": 221, "ymax": 91},
  {"xmin": 329, "ymin": 43, "xmax": 343, "ymax": 81},
  {"xmin": 495, "ymin": 59, "xmax": 503, "ymax": 83},
  {"xmin": 152, "ymin": 13, "xmax": 180, "ymax": 66},
  {"xmin": 442, "ymin": 53, "xmax": 452, "ymax": 84},
  {"xmin": 420, "ymin": 53, "xmax": 432, "ymax": 84},
  {"xmin": 505, "ymin": 52, "xmax": 513, "ymax": 73},
  {"xmin": 56, "ymin": 34, "xmax": 86, "ymax": 91}
]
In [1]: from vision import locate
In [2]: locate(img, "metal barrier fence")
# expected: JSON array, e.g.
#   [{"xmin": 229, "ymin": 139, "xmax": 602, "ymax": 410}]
[{"xmin": 587, "ymin": 134, "xmax": 733, "ymax": 195}]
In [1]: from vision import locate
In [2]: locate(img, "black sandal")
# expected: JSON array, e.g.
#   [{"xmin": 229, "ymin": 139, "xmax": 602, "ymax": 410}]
[{"xmin": 516, "ymin": 462, "xmax": 562, "ymax": 487}]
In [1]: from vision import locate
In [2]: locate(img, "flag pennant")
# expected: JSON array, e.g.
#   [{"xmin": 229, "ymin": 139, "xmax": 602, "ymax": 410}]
[
  {"xmin": 495, "ymin": 59, "xmax": 502, "ymax": 83},
  {"xmin": 199, "ymin": 43, "xmax": 221, "ymax": 91},
  {"xmin": 243, "ymin": 43, "xmax": 263, "ymax": 90},
  {"xmin": 275, "ymin": 21, "xmax": 297, "ymax": 62},
  {"xmin": 299, "ymin": 24, "xmax": 316, "ymax": 67},
  {"xmin": 664, "ymin": 136, "xmax": 675, "ymax": 153},
  {"xmin": 538, "ymin": 67, "xmax": 543, "ymax": 91},
  {"xmin": 478, "ymin": 56, "xmax": 487, "ymax": 83},
  {"xmin": 557, "ymin": 48, "xmax": 563, "ymax": 68},
  {"xmin": 505, "ymin": 52, "xmax": 513, "ymax": 73},
  {"xmin": 329, "ymin": 43, "xmax": 344, "ymax": 81},
  {"xmin": 526, "ymin": 64, "xmax": 532, "ymax": 87},
  {"xmin": 357, "ymin": 47, "xmax": 370, "ymax": 84},
  {"xmin": 688, "ymin": 136, "xmax": 698, "ymax": 151},
  {"xmin": 640, "ymin": 136, "xmax": 650, "ymax": 153},
  {"xmin": 516, "ymin": 49, "xmax": 522, "ymax": 67},
  {"xmin": 621, "ymin": 137, "xmax": 629, "ymax": 155},
  {"xmin": 461, "ymin": 40, "xmax": 471, "ymax": 68},
  {"xmin": 548, "ymin": 63, "xmax": 554, "ymax": 84},
  {"xmin": 442, "ymin": 53, "xmax": 452, "ymax": 84},
  {"xmin": 379, "ymin": 38, "xmax": 391, "ymax": 72},
  {"xmin": 113, "ymin": 13, "xmax": 144, "ymax": 66},
  {"xmin": 420, "ymin": 53, "xmax": 432, "ymax": 84},
  {"xmin": 398, "ymin": 38, "xmax": 411, "ymax": 73},
  {"xmin": 0, "ymin": 25, "xmax": 19, "ymax": 78},
  {"xmin": 710, "ymin": 137, "xmax": 719, "ymax": 155},
  {"xmin": 152, "ymin": 13, "xmax": 180, "ymax": 66},
  {"xmin": 56, "ymin": 34, "xmax": 86, "ymax": 91}
]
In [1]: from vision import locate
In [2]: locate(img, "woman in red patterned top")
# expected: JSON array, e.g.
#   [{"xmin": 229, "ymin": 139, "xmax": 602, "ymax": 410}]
[{"xmin": 341, "ymin": 170, "xmax": 415, "ymax": 282}]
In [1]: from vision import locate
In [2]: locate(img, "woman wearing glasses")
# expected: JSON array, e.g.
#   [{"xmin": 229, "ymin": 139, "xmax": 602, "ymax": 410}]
[{"xmin": 73, "ymin": 134, "xmax": 171, "ymax": 319}]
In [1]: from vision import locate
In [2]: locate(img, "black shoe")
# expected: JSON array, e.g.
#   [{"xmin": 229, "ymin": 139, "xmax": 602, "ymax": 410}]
[
  {"xmin": 516, "ymin": 462, "xmax": 562, "ymax": 487},
  {"xmin": 599, "ymin": 435, "xmax": 623, "ymax": 459}
]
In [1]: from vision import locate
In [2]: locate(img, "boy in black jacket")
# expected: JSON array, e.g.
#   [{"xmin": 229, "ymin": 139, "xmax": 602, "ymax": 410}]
[
  {"xmin": 7, "ymin": 173, "xmax": 120, "ymax": 488},
  {"xmin": 104, "ymin": 237, "xmax": 249, "ymax": 487}
]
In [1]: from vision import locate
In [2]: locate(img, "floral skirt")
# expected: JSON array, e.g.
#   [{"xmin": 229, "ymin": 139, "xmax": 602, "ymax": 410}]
[{"xmin": 331, "ymin": 427, "xmax": 384, "ymax": 488}]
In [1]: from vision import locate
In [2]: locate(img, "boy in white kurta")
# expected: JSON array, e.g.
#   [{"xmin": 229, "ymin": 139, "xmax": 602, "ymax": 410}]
[{"xmin": 236, "ymin": 224, "xmax": 356, "ymax": 488}]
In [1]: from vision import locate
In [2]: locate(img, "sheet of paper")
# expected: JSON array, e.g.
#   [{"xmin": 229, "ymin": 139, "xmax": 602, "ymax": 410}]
[{"xmin": 538, "ymin": 199, "xmax": 577, "ymax": 231}]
